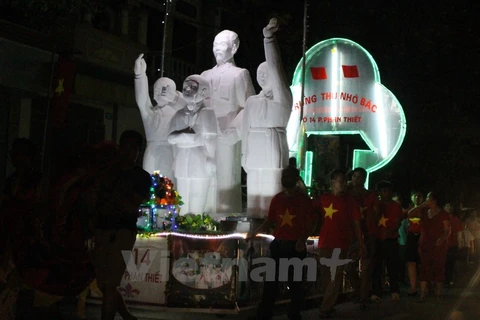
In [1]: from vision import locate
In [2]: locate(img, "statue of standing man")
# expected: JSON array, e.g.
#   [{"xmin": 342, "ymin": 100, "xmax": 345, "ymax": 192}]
[
  {"xmin": 201, "ymin": 30, "xmax": 255, "ymax": 213},
  {"xmin": 241, "ymin": 18, "xmax": 293, "ymax": 218},
  {"xmin": 134, "ymin": 53, "xmax": 184, "ymax": 178}
]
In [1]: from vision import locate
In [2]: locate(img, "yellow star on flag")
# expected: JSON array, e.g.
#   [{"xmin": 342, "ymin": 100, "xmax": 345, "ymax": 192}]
[
  {"xmin": 55, "ymin": 78, "xmax": 65, "ymax": 96},
  {"xmin": 279, "ymin": 209, "xmax": 296, "ymax": 227},
  {"xmin": 331, "ymin": 47, "xmax": 337, "ymax": 53},
  {"xmin": 378, "ymin": 215, "xmax": 389, "ymax": 227},
  {"xmin": 323, "ymin": 203, "xmax": 338, "ymax": 219},
  {"xmin": 409, "ymin": 218, "xmax": 420, "ymax": 225}
]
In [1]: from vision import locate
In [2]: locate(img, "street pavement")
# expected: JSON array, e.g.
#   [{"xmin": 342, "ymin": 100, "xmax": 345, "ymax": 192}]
[{"xmin": 43, "ymin": 260, "xmax": 480, "ymax": 319}]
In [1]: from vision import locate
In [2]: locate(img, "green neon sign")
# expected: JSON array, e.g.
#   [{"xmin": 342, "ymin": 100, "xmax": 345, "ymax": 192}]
[
  {"xmin": 287, "ymin": 38, "xmax": 406, "ymax": 185},
  {"xmin": 304, "ymin": 151, "xmax": 313, "ymax": 187}
]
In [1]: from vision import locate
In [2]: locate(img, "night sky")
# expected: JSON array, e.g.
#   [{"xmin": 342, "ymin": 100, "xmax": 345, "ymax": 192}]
[
  {"xmin": 4, "ymin": 0, "xmax": 477, "ymax": 204},
  {"xmin": 220, "ymin": 0, "xmax": 480, "ymax": 205}
]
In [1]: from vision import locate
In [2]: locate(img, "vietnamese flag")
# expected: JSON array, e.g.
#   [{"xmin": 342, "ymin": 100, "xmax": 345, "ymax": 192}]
[
  {"xmin": 50, "ymin": 57, "xmax": 76, "ymax": 129},
  {"xmin": 342, "ymin": 65, "xmax": 359, "ymax": 78},
  {"xmin": 310, "ymin": 67, "xmax": 328, "ymax": 80}
]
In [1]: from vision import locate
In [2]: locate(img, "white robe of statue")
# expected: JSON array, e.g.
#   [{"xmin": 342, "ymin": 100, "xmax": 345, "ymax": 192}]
[
  {"xmin": 201, "ymin": 30, "xmax": 255, "ymax": 213},
  {"xmin": 134, "ymin": 53, "xmax": 184, "ymax": 178},
  {"xmin": 240, "ymin": 18, "xmax": 293, "ymax": 218},
  {"xmin": 168, "ymin": 75, "xmax": 218, "ymax": 214}
]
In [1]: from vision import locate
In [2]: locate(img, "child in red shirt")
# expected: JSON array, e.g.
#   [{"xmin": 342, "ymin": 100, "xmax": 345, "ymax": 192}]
[
  {"xmin": 372, "ymin": 181, "xmax": 403, "ymax": 301},
  {"xmin": 346, "ymin": 167, "xmax": 380, "ymax": 309},
  {"xmin": 313, "ymin": 169, "xmax": 364, "ymax": 317},
  {"xmin": 444, "ymin": 203, "xmax": 463, "ymax": 287},
  {"xmin": 249, "ymin": 166, "xmax": 317, "ymax": 320},
  {"xmin": 410, "ymin": 191, "xmax": 450, "ymax": 301},
  {"xmin": 405, "ymin": 190, "xmax": 424, "ymax": 296}
]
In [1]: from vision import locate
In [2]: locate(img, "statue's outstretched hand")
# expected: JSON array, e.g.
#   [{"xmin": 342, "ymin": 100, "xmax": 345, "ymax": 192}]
[
  {"xmin": 134, "ymin": 53, "xmax": 147, "ymax": 76},
  {"xmin": 263, "ymin": 18, "xmax": 278, "ymax": 38}
]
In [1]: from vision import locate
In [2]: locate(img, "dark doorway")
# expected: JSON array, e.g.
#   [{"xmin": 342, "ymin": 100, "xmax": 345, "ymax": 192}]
[{"xmin": 307, "ymin": 134, "xmax": 370, "ymax": 191}]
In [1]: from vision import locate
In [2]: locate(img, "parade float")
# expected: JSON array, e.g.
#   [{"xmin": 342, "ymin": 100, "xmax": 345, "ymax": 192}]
[
  {"xmin": 90, "ymin": 18, "xmax": 322, "ymax": 315},
  {"xmin": 86, "ymin": 169, "xmax": 321, "ymax": 314},
  {"xmin": 87, "ymin": 15, "xmax": 405, "ymax": 315}
]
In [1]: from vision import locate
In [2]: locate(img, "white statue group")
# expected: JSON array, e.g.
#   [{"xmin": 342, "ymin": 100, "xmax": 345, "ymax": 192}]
[{"xmin": 134, "ymin": 18, "xmax": 293, "ymax": 218}]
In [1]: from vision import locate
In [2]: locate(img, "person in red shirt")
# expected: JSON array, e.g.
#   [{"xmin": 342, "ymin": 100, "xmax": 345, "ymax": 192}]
[
  {"xmin": 444, "ymin": 202, "xmax": 463, "ymax": 287},
  {"xmin": 313, "ymin": 169, "xmax": 364, "ymax": 318},
  {"xmin": 346, "ymin": 167, "xmax": 380, "ymax": 309},
  {"xmin": 405, "ymin": 190, "xmax": 424, "ymax": 295},
  {"xmin": 371, "ymin": 181, "xmax": 403, "ymax": 301},
  {"xmin": 410, "ymin": 191, "xmax": 450, "ymax": 302},
  {"xmin": 249, "ymin": 166, "xmax": 317, "ymax": 320}
]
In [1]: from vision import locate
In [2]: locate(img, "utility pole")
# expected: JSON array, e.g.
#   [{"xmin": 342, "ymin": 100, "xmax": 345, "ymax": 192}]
[
  {"xmin": 298, "ymin": 0, "xmax": 309, "ymax": 176},
  {"xmin": 161, "ymin": 0, "xmax": 175, "ymax": 77},
  {"xmin": 300, "ymin": 0, "xmax": 308, "ymax": 122}
]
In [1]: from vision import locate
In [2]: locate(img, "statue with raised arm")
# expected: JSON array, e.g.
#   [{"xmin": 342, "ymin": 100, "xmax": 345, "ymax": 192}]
[
  {"xmin": 241, "ymin": 18, "xmax": 293, "ymax": 218},
  {"xmin": 201, "ymin": 30, "xmax": 255, "ymax": 213},
  {"xmin": 134, "ymin": 53, "xmax": 184, "ymax": 177},
  {"xmin": 168, "ymin": 75, "xmax": 218, "ymax": 214}
]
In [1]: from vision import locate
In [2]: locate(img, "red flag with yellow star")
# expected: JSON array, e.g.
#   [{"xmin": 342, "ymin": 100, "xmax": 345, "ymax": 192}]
[{"xmin": 50, "ymin": 56, "xmax": 76, "ymax": 129}]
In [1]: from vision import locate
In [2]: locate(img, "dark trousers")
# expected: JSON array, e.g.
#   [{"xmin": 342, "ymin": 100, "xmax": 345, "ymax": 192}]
[
  {"xmin": 445, "ymin": 246, "xmax": 458, "ymax": 284},
  {"xmin": 398, "ymin": 244, "xmax": 407, "ymax": 282},
  {"xmin": 372, "ymin": 238, "xmax": 400, "ymax": 296},
  {"xmin": 257, "ymin": 239, "xmax": 307, "ymax": 320},
  {"xmin": 346, "ymin": 237, "xmax": 380, "ymax": 303},
  {"xmin": 318, "ymin": 248, "xmax": 348, "ymax": 313}
]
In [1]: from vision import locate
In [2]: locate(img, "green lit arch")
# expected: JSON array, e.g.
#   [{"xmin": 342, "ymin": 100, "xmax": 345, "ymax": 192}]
[{"xmin": 291, "ymin": 38, "xmax": 407, "ymax": 187}]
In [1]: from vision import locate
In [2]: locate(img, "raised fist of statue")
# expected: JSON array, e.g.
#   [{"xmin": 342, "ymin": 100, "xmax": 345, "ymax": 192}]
[
  {"xmin": 263, "ymin": 18, "xmax": 279, "ymax": 38},
  {"xmin": 134, "ymin": 53, "xmax": 147, "ymax": 76}
]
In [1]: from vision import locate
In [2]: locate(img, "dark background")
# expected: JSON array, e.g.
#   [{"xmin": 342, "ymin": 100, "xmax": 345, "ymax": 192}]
[
  {"xmin": 3, "ymin": 0, "xmax": 479, "ymax": 206},
  {"xmin": 219, "ymin": 0, "xmax": 480, "ymax": 206}
]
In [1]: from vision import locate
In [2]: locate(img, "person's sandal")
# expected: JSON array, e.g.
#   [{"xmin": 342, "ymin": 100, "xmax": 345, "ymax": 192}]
[{"xmin": 416, "ymin": 296, "xmax": 426, "ymax": 303}]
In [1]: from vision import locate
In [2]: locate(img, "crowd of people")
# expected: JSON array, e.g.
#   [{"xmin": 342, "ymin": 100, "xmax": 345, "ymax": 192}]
[
  {"xmin": 249, "ymin": 166, "xmax": 478, "ymax": 319},
  {"xmin": 0, "ymin": 132, "xmax": 151, "ymax": 319},
  {"xmin": 1, "ymin": 134, "xmax": 479, "ymax": 320}
]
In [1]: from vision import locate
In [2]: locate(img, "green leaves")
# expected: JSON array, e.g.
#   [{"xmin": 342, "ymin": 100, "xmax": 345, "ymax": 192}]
[{"xmin": 170, "ymin": 213, "xmax": 220, "ymax": 232}]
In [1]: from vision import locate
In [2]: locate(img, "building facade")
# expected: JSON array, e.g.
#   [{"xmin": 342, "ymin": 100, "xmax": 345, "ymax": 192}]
[{"xmin": 0, "ymin": 0, "xmax": 221, "ymax": 182}]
